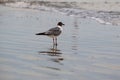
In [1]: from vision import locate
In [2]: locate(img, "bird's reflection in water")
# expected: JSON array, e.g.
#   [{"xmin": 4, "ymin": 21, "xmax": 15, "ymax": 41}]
[{"xmin": 39, "ymin": 44, "xmax": 64, "ymax": 63}]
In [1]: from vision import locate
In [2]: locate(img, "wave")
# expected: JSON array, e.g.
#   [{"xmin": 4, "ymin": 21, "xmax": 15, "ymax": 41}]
[
  {"xmin": 1, "ymin": 1, "xmax": 120, "ymax": 26},
  {"xmin": 91, "ymin": 17, "xmax": 111, "ymax": 25}
]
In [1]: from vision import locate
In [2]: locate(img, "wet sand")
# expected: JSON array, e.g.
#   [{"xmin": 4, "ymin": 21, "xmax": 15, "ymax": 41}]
[{"xmin": 0, "ymin": 5, "xmax": 120, "ymax": 80}]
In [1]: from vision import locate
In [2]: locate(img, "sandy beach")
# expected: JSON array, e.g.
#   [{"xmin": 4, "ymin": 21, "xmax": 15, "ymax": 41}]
[{"xmin": 0, "ymin": 1, "xmax": 120, "ymax": 80}]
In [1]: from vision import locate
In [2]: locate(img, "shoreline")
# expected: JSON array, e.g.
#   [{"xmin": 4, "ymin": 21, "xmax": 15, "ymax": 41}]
[
  {"xmin": 1, "ymin": 1, "xmax": 120, "ymax": 26},
  {"xmin": 76, "ymin": 2, "xmax": 120, "ymax": 11},
  {"xmin": 0, "ymin": 1, "xmax": 120, "ymax": 11}
]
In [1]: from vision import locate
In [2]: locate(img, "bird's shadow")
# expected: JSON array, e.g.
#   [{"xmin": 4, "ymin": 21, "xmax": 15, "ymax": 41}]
[{"xmin": 38, "ymin": 44, "xmax": 64, "ymax": 63}]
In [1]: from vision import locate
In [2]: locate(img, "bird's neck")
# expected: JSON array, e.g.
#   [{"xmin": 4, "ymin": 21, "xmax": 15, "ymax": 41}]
[{"xmin": 57, "ymin": 26, "xmax": 63, "ymax": 31}]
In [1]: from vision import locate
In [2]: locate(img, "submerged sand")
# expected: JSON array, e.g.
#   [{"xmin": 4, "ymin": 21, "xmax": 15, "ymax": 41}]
[
  {"xmin": 0, "ymin": 1, "xmax": 120, "ymax": 80},
  {"xmin": 0, "ymin": 6, "xmax": 120, "ymax": 80}
]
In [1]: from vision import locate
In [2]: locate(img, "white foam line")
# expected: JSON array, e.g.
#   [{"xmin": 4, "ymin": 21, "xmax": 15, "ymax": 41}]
[
  {"xmin": 91, "ymin": 17, "xmax": 111, "ymax": 25},
  {"xmin": 5, "ymin": 2, "xmax": 30, "ymax": 8}
]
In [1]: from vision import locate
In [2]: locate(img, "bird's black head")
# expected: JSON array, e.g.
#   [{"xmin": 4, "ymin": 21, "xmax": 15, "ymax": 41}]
[{"xmin": 57, "ymin": 22, "xmax": 65, "ymax": 26}]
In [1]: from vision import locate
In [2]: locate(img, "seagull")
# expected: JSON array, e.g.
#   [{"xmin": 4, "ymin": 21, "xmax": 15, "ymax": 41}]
[{"xmin": 36, "ymin": 22, "xmax": 65, "ymax": 45}]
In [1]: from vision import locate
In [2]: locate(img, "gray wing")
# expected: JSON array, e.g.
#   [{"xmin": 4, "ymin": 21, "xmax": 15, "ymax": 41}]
[{"xmin": 45, "ymin": 27, "xmax": 61, "ymax": 36}]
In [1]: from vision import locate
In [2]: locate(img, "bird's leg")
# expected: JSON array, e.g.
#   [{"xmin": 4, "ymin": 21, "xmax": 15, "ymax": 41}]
[
  {"xmin": 55, "ymin": 37, "xmax": 57, "ymax": 46},
  {"xmin": 53, "ymin": 37, "xmax": 55, "ymax": 45}
]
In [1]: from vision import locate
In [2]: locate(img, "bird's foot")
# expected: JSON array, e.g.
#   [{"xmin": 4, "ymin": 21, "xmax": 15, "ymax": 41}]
[{"xmin": 56, "ymin": 43, "xmax": 58, "ymax": 46}]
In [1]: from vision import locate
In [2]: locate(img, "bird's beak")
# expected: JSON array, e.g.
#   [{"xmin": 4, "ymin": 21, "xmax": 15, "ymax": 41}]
[{"xmin": 62, "ymin": 23, "xmax": 65, "ymax": 25}]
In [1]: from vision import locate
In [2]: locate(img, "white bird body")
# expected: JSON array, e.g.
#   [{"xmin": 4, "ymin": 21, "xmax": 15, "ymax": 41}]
[{"xmin": 36, "ymin": 22, "xmax": 65, "ymax": 45}]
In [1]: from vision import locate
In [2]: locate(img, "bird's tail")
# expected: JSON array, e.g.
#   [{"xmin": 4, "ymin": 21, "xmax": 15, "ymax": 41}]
[{"xmin": 36, "ymin": 32, "xmax": 45, "ymax": 35}]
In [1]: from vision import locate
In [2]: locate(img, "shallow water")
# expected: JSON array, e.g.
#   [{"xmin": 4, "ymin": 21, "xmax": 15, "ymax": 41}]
[{"xmin": 0, "ymin": 6, "xmax": 120, "ymax": 80}]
